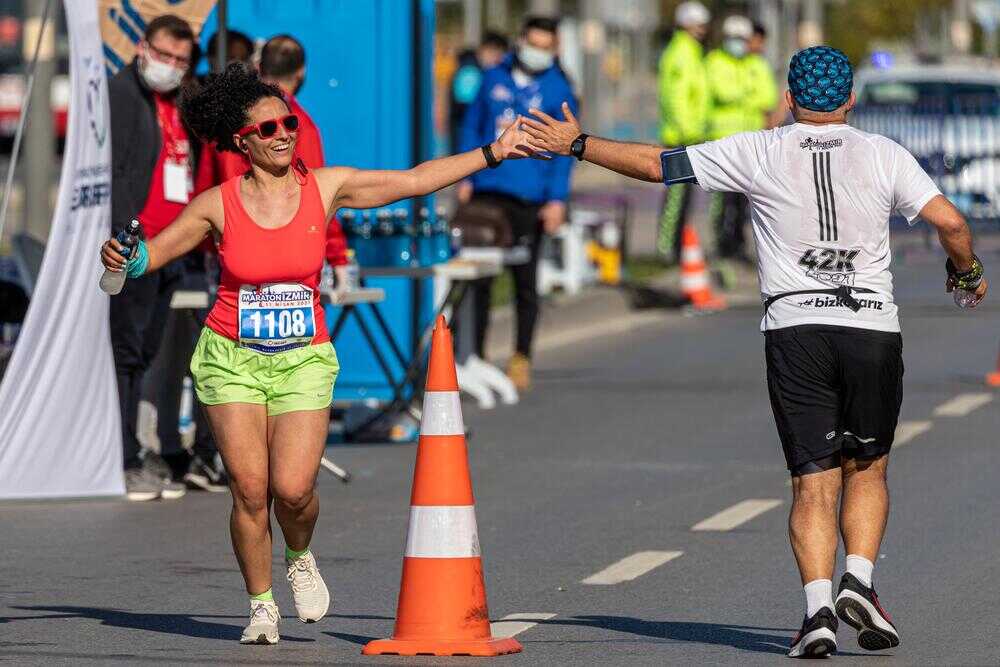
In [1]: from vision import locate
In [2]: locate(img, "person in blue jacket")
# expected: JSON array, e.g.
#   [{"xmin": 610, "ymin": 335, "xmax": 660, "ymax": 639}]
[{"xmin": 458, "ymin": 15, "xmax": 578, "ymax": 391}]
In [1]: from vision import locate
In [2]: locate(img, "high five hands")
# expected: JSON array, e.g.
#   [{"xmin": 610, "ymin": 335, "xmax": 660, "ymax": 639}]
[
  {"xmin": 494, "ymin": 116, "xmax": 552, "ymax": 161},
  {"xmin": 522, "ymin": 102, "xmax": 581, "ymax": 157}
]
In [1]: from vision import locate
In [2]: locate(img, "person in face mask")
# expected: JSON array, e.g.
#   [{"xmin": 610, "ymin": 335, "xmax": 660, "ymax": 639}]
[
  {"xmin": 107, "ymin": 14, "xmax": 215, "ymax": 501},
  {"xmin": 457, "ymin": 16, "xmax": 578, "ymax": 391},
  {"xmin": 704, "ymin": 15, "xmax": 759, "ymax": 263}
]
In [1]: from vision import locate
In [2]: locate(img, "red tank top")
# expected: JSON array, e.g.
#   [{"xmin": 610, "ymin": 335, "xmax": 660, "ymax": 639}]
[{"xmin": 205, "ymin": 171, "xmax": 330, "ymax": 351}]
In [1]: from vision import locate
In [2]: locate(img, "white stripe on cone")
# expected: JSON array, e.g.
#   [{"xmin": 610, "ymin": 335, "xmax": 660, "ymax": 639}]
[
  {"xmin": 681, "ymin": 247, "xmax": 703, "ymax": 264},
  {"xmin": 404, "ymin": 505, "xmax": 481, "ymax": 558},
  {"xmin": 681, "ymin": 273, "xmax": 710, "ymax": 290},
  {"xmin": 420, "ymin": 391, "xmax": 465, "ymax": 436}
]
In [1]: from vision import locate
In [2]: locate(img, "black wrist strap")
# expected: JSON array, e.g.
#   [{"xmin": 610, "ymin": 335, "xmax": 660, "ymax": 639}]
[{"xmin": 482, "ymin": 144, "xmax": 501, "ymax": 169}]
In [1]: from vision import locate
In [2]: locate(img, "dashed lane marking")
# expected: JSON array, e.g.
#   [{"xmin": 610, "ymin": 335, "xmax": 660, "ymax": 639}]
[
  {"xmin": 893, "ymin": 420, "xmax": 934, "ymax": 448},
  {"xmin": 785, "ymin": 420, "xmax": 934, "ymax": 486},
  {"xmin": 933, "ymin": 393, "xmax": 993, "ymax": 417},
  {"xmin": 490, "ymin": 613, "xmax": 557, "ymax": 638},
  {"xmin": 581, "ymin": 550, "xmax": 683, "ymax": 585},
  {"xmin": 691, "ymin": 499, "xmax": 784, "ymax": 531}
]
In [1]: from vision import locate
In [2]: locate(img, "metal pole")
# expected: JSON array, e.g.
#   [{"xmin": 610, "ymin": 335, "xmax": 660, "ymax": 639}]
[
  {"xmin": 22, "ymin": 0, "xmax": 56, "ymax": 243},
  {"xmin": 462, "ymin": 0, "xmax": 481, "ymax": 47},
  {"xmin": 0, "ymin": 0, "xmax": 53, "ymax": 246},
  {"xmin": 485, "ymin": 0, "xmax": 509, "ymax": 33},
  {"xmin": 215, "ymin": 0, "xmax": 227, "ymax": 72},
  {"xmin": 799, "ymin": 0, "xmax": 823, "ymax": 48},
  {"xmin": 952, "ymin": 0, "xmax": 972, "ymax": 54},
  {"xmin": 529, "ymin": 0, "xmax": 559, "ymax": 15}
]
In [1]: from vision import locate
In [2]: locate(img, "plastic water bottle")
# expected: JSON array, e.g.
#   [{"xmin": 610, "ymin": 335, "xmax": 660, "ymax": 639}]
[
  {"xmin": 954, "ymin": 287, "xmax": 980, "ymax": 308},
  {"xmin": 178, "ymin": 376, "xmax": 195, "ymax": 438},
  {"xmin": 344, "ymin": 249, "xmax": 360, "ymax": 291},
  {"xmin": 320, "ymin": 261, "xmax": 335, "ymax": 293},
  {"xmin": 99, "ymin": 219, "xmax": 141, "ymax": 295}
]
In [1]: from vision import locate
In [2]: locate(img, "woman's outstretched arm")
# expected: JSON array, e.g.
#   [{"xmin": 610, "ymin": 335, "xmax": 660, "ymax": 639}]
[{"xmin": 322, "ymin": 117, "xmax": 544, "ymax": 211}]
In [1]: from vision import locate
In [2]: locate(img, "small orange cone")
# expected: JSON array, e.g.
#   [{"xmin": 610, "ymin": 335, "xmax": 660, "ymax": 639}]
[
  {"xmin": 363, "ymin": 316, "xmax": 522, "ymax": 657},
  {"xmin": 680, "ymin": 224, "xmax": 726, "ymax": 310},
  {"xmin": 987, "ymin": 342, "xmax": 1000, "ymax": 387}
]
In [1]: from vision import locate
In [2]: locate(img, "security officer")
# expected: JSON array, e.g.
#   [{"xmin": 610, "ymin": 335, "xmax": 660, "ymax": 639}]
[{"xmin": 656, "ymin": 1, "xmax": 711, "ymax": 262}]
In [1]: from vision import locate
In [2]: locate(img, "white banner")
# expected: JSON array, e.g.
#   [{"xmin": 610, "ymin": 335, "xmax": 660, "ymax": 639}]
[{"xmin": 0, "ymin": 0, "xmax": 123, "ymax": 499}]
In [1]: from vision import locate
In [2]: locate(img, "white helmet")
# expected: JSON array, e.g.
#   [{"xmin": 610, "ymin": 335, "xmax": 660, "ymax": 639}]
[
  {"xmin": 721, "ymin": 15, "xmax": 753, "ymax": 40},
  {"xmin": 675, "ymin": 1, "xmax": 711, "ymax": 28}
]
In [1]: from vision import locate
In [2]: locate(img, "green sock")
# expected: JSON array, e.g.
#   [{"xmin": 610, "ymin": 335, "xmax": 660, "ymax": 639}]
[
  {"xmin": 250, "ymin": 588, "xmax": 273, "ymax": 602},
  {"xmin": 285, "ymin": 545, "xmax": 310, "ymax": 561}
]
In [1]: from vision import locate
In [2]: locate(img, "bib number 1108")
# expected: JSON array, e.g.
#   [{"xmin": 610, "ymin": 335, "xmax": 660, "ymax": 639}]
[{"xmin": 247, "ymin": 308, "xmax": 309, "ymax": 339}]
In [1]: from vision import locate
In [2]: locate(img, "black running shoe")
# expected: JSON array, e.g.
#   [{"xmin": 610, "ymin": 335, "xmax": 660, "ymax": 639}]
[
  {"xmin": 835, "ymin": 573, "xmax": 899, "ymax": 651},
  {"xmin": 183, "ymin": 455, "xmax": 229, "ymax": 492},
  {"xmin": 788, "ymin": 606, "xmax": 838, "ymax": 658}
]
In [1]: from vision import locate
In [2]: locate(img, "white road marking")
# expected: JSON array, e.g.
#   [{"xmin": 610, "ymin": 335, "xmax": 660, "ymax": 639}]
[
  {"xmin": 534, "ymin": 311, "xmax": 667, "ymax": 354},
  {"xmin": 893, "ymin": 420, "xmax": 933, "ymax": 448},
  {"xmin": 490, "ymin": 612, "xmax": 557, "ymax": 639},
  {"xmin": 933, "ymin": 393, "xmax": 993, "ymax": 417},
  {"xmin": 691, "ymin": 499, "xmax": 783, "ymax": 531},
  {"xmin": 581, "ymin": 550, "xmax": 683, "ymax": 585}
]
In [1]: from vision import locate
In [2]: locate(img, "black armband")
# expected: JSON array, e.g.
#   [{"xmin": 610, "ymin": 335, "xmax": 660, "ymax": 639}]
[
  {"xmin": 482, "ymin": 144, "xmax": 501, "ymax": 169},
  {"xmin": 946, "ymin": 254, "xmax": 984, "ymax": 291},
  {"xmin": 660, "ymin": 148, "xmax": 697, "ymax": 186}
]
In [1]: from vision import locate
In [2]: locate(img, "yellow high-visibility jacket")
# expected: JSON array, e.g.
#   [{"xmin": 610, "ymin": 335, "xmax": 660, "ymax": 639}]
[
  {"xmin": 658, "ymin": 30, "xmax": 708, "ymax": 147},
  {"xmin": 705, "ymin": 48, "xmax": 754, "ymax": 140},
  {"xmin": 744, "ymin": 53, "xmax": 779, "ymax": 130}
]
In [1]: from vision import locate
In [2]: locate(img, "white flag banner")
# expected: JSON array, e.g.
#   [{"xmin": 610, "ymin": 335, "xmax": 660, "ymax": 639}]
[{"xmin": 0, "ymin": 0, "xmax": 123, "ymax": 499}]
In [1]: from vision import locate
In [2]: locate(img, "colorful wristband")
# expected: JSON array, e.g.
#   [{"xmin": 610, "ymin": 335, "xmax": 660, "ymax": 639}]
[
  {"xmin": 126, "ymin": 239, "xmax": 149, "ymax": 278},
  {"xmin": 946, "ymin": 254, "xmax": 984, "ymax": 291}
]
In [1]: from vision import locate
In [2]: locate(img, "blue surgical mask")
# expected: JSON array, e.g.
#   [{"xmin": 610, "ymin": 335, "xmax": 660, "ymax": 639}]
[
  {"xmin": 724, "ymin": 38, "xmax": 749, "ymax": 58},
  {"xmin": 517, "ymin": 43, "xmax": 554, "ymax": 73}
]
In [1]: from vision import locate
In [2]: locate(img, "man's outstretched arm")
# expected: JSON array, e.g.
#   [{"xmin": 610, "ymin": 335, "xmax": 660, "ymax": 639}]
[{"xmin": 523, "ymin": 103, "xmax": 674, "ymax": 184}]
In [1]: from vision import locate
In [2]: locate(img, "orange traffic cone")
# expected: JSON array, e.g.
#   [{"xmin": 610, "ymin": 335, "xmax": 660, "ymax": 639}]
[
  {"xmin": 363, "ymin": 316, "xmax": 522, "ymax": 657},
  {"xmin": 680, "ymin": 224, "xmax": 726, "ymax": 310},
  {"xmin": 987, "ymin": 342, "xmax": 1000, "ymax": 387}
]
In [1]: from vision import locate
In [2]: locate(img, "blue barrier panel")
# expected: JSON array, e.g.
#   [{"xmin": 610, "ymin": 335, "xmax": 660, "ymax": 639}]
[{"xmin": 199, "ymin": 1, "xmax": 439, "ymax": 402}]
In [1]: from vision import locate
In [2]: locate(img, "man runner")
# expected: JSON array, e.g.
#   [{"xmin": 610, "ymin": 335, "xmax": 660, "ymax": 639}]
[{"xmin": 521, "ymin": 46, "xmax": 988, "ymax": 657}]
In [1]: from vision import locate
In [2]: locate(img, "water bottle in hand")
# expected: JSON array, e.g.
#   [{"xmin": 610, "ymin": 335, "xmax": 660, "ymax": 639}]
[
  {"xmin": 954, "ymin": 287, "xmax": 980, "ymax": 309},
  {"xmin": 100, "ymin": 219, "xmax": 141, "ymax": 295}
]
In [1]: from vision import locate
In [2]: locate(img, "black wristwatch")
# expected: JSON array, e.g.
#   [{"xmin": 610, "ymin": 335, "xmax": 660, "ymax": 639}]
[{"xmin": 570, "ymin": 133, "xmax": 589, "ymax": 161}]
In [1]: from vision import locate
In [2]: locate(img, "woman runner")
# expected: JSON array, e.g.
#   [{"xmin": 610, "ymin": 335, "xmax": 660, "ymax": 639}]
[{"xmin": 100, "ymin": 64, "xmax": 540, "ymax": 645}]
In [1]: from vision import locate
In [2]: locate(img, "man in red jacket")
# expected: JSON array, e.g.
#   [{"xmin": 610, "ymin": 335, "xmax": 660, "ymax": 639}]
[{"xmin": 213, "ymin": 36, "xmax": 348, "ymax": 277}]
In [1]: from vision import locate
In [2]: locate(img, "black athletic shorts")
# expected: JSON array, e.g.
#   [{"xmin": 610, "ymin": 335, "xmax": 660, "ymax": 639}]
[{"xmin": 764, "ymin": 324, "xmax": 903, "ymax": 474}]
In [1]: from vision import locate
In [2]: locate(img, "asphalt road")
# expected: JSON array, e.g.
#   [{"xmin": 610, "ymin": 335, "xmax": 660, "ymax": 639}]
[{"xmin": 1, "ymin": 252, "xmax": 998, "ymax": 666}]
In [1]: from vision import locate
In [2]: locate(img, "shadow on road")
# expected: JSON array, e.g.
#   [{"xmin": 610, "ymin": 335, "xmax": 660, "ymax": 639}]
[
  {"xmin": 3, "ymin": 605, "xmax": 313, "ymax": 642},
  {"xmin": 539, "ymin": 616, "xmax": 879, "ymax": 657},
  {"xmin": 542, "ymin": 615, "xmax": 791, "ymax": 654}
]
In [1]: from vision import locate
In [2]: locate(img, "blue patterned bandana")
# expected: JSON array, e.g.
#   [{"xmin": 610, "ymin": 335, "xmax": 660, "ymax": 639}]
[{"xmin": 788, "ymin": 46, "xmax": 853, "ymax": 112}]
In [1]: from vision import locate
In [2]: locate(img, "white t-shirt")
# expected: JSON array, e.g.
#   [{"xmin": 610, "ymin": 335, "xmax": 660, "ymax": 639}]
[{"xmin": 687, "ymin": 122, "xmax": 941, "ymax": 332}]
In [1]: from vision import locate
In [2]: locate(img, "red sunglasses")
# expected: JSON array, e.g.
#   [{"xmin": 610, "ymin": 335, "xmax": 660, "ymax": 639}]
[{"xmin": 237, "ymin": 114, "xmax": 299, "ymax": 140}]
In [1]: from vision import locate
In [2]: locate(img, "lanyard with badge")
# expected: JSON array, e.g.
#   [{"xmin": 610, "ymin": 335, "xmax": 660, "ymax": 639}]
[{"xmin": 155, "ymin": 95, "xmax": 191, "ymax": 204}]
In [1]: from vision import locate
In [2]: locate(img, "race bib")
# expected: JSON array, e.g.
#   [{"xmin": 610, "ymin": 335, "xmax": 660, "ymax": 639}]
[{"xmin": 238, "ymin": 283, "xmax": 316, "ymax": 354}]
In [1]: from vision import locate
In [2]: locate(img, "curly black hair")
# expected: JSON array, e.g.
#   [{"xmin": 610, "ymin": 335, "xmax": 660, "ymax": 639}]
[{"xmin": 180, "ymin": 62, "xmax": 284, "ymax": 153}]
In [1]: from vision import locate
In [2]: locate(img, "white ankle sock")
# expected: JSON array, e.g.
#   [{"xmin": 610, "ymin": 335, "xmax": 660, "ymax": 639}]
[
  {"xmin": 845, "ymin": 554, "xmax": 874, "ymax": 587},
  {"xmin": 804, "ymin": 579, "xmax": 833, "ymax": 617}
]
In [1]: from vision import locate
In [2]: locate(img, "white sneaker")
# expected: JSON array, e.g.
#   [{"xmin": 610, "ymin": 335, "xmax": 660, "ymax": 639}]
[
  {"xmin": 285, "ymin": 551, "xmax": 330, "ymax": 623},
  {"xmin": 240, "ymin": 599, "xmax": 280, "ymax": 644}
]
